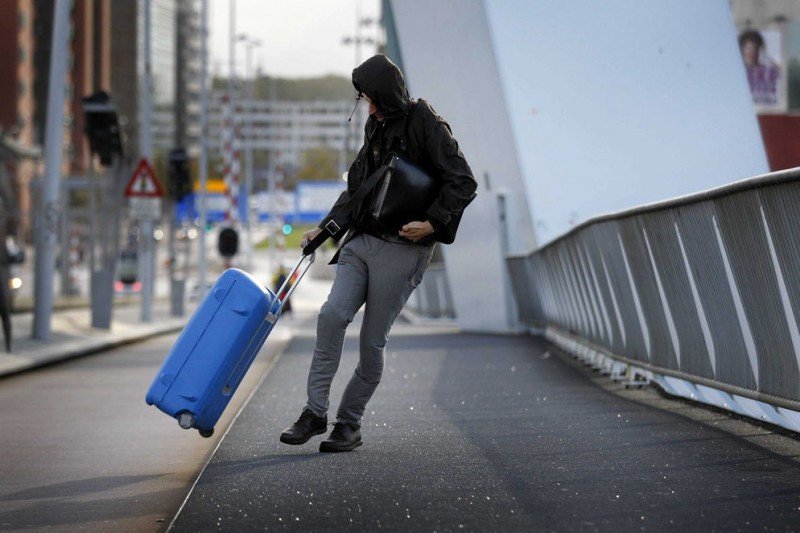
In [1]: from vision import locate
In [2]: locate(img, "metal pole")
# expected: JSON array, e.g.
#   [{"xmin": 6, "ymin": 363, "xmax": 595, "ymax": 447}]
[
  {"xmin": 87, "ymin": 160, "xmax": 96, "ymax": 276},
  {"xmin": 60, "ymin": 184, "xmax": 70, "ymax": 296},
  {"xmin": 229, "ymin": 0, "xmax": 239, "ymax": 242},
  {"xmin": 267, "ymin": 80, "xmax": 276, "ymax": 270},
  {"xmin": 33, "ymin": 0, "xmax": 72, "ymax": 340},
  {"xmin": 108, "ymin": 155, "xmax": 124, "ymax": 304},
  {"xmin": 244, "ymin": 39, "xmax": 256, "ymax": 271},
  {"xmin": 350, "ymin": 0, "xmax": 362, "ymax": 172},
  {"xmin": 140, "ymin": 0, "xmax": 155, "ymax": 322},
  {"xmin": 198, "ymin": 0, "xmax": 209, "ymax": 296},
  {"xmin": 168, "ymin": 194, "xmax": 177, "ymax": 315}
]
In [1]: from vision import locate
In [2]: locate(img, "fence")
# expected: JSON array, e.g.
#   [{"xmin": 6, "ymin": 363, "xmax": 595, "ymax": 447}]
[
  {"xmin": 507, "ymin": 167, "xmax": 800, "ymax": 431},
  {"xmin": 406, "ymin": 264, "xmax": 455, "ymax": 319}
]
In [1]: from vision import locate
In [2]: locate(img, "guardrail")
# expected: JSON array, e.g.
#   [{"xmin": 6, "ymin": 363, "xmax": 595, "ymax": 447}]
[
  {"xmin": 507, "ymin": 167, "xmax": 800, "ymax": 432},
  {"xmin": 407, "ymin": 264, "xmax": 455, "ymax": 319}
]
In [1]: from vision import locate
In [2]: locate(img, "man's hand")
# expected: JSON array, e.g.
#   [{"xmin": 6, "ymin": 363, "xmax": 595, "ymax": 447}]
[
  {"xmin": 301, "ymin": 228, "xmax": 323, "ymax": 249},
  {"xmin": 399, "ymin": 221, "xmax": 435, "ymax": 242}
]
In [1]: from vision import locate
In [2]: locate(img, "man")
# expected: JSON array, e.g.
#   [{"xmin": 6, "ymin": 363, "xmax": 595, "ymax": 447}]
[{"xmin": 280, "ymin": 54, "xmax": 477, "ymax": 452}]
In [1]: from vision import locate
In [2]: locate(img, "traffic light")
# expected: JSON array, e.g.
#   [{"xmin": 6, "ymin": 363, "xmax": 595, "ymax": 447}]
[
  {"xmin": 282, "ymin": 223, "xmax": 293, "ymax": 236},
  {"xmin": 82, "ymin": 91, "xmax": 123, "ymax": 166},
  {"xmin": 217, "ymin": 227, "xmax": 239, "ymax": 258},
  {"xmin": 168, "ymin": 147, "xmax": 192, "ymax": 201}
]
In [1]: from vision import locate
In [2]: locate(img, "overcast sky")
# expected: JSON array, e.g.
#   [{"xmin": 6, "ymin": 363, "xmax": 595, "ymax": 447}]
[{"xmin": 209, "ymin": 0, "xmax": 381, "ymax": 79}]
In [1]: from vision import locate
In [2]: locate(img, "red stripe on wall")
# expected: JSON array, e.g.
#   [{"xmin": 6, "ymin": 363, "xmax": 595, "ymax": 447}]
[{"xmin": 757, "ymin": 115, "xmax": 800, "ymax": 171}]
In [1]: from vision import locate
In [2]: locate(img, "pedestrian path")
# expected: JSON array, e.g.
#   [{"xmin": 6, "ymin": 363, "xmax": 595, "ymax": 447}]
[
  {"xmin": 172, "ymin": 319, "xmax": 800, "ymax": 531},
  {"xmin": 0, "ymin": 302, "xmax": 187, "ymax": 378}
]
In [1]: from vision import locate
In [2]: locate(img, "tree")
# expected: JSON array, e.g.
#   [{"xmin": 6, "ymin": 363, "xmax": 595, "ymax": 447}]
[
  {"xmin": 211, "ymin": 75, "xmax": 354, "ymax": 102},
  {"xmin": 290, "ymin": 147, "xmax": 340, "ymax": 186}
]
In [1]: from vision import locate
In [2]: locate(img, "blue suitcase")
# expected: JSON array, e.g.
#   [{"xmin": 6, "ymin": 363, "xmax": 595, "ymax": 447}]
[{"xmin": 146, "ymin": 255, "xmax": 313, "ymax": 437}]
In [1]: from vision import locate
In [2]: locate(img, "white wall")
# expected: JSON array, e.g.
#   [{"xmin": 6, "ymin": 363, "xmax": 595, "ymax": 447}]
[
  {"xmin": 389, "ymin": 0, "xmax": 768, "ymax": 332},
  {"xmin": 390, "ymin": 0, "xmax": 537, "ymax": 333},
  {"xmin": 484, "ymin": 0, "xmax": 768, "ymax": 245}
]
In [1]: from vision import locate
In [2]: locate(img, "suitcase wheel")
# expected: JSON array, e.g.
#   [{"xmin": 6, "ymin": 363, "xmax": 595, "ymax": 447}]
[
  {"xmin": 199, "ymin": 428, "xmax": 214, "ymax": 438},
  {"xmin": 178, "ymin": 412, "xmax": 195, "ymax": 430}
]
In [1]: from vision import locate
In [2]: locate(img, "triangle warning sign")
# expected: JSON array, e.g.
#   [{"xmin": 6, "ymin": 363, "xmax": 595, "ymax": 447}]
[{"xmin": 125, "ymin": 158, "xmax": 164, "ymax": 198}]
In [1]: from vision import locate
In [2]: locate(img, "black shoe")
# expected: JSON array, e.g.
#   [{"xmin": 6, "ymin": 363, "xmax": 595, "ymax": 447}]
[
  {"xmin": 319, "ymin": 421, "xmax": 362, "ymax": 453},
  {"xmin": 280, "ymin": 409, "xmax": 327, "ymax": 445}
]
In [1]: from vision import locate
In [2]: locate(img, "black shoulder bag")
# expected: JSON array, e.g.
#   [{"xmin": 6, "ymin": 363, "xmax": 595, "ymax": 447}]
[
  {"xmin": 369, "ymin": 154, "xmax": 439, "ymax": 235},
  {"xmin": 301, "ymin": 155, "xmax": 441, "ymax": 256}
]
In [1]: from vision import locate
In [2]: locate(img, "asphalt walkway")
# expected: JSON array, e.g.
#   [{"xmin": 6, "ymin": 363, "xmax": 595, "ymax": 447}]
[
  {"xmin": 0, "ymin": 275, "xmax": 329, "ymax": 532},
  {"xmin": 172, "ymin": 317, "xmax": 800, "ymax": 532}
]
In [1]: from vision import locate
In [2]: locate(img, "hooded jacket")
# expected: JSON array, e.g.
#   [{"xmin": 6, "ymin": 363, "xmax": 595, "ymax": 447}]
[{"xmin": 320, "ymin": 54, "xmax": 477, "ymax": 263}]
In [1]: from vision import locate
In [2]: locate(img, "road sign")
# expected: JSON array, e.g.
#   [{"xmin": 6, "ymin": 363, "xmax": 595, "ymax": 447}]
[
  {"xmin": 125, "ymin": 158, "xmax": 164, "ymax": 198},
  {"xmin": 129, "ymin": 196, "xmax": 162, "ymax": 220}
]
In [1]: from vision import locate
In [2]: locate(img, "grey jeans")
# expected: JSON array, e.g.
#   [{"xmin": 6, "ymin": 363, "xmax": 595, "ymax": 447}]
[{"xmin": 305, "ymin": 233, "xmax": 434, "ymax": 425}]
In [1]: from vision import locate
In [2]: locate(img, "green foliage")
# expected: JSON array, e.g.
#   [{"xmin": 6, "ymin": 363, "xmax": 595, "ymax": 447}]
[
  {"xmin": 291, "ymin": 147, "xmax": 340, "ymax": 185},
  {"xmin": 255, "ymin": 224, "xmax": 335, "ymax": 251},
  {"xmin": 213, "ymin": 74, "xmax": 355, "ymax": 102}
]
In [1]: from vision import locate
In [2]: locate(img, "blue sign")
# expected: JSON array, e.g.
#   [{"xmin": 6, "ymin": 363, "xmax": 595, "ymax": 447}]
[
  {"xmin": 175, "ymin": 191, "xmax": 249, "ymax": 224},
  {"xmin": 176, "ymin": 181, "xmax": 345, "ymax": 226}
]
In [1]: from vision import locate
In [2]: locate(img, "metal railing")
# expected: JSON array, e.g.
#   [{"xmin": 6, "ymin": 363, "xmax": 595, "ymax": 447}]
[
  {"xmin": 507, "ymin": 167, "xmax": 800, "ymax": 424},
  {"xmin": 406, "ymin": 264, "xmax": 455, "ymax": 319}
]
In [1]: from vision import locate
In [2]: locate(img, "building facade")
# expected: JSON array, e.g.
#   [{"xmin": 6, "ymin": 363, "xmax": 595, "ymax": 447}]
[
  {"xmin": 32, "ymin": 0, "xmax": 112, "ymax": 176},
  {"xmin": 0, "ymin": 0, "xmax": 200, "ymax": 241},
  {"xmin": 0, "ymin": 0, "xmax": 38, "ymax": 240},
  {"xmin": 111, "ymin": 0, "xmax": 201, "ymax": 161},
  {"xmin": 176, "ymin": 0, "xmax": 202, "ymax": 152}
]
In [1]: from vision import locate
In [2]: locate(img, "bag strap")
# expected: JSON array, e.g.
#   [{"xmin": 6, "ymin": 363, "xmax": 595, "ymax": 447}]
[
  {"xmin": 395, "ymin": 100, "xmax": 419, "ymax": 155},
  {"xmin": 302, "ymin": 160, "xmax": 393, "ymax": 256}
]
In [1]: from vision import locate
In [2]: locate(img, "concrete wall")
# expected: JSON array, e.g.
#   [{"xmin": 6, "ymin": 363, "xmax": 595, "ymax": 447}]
[
  {"xmin": 387, "ymin": 0, "xmax": 769, "ymax": 333},
  {"xmin": 388, "ymin": 0, "xmax": 537, "ymax": 333},
  {"xmin": 484, "ymin": 0, "xmax": 768, "ymax": 246}
]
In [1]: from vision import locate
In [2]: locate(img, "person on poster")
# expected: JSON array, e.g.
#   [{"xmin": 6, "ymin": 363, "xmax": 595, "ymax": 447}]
[{"xmin": 739, "ymin": 29, "xmax": 781, "ymax": 107}]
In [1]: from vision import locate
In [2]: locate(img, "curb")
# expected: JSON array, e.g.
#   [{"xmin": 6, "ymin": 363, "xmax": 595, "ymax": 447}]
[
  {"xmin": 0, "ymin": 322, "xmax": 186, "ymax": 380},
  {"xmin": 167, "ymin": 320, "xmax": 302, "ymax": 531}
]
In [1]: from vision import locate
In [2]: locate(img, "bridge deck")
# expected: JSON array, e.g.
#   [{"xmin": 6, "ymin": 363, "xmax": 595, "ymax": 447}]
[{"xmin": 173, "ymin": 316, "xmax": 800, "ymax": 531}]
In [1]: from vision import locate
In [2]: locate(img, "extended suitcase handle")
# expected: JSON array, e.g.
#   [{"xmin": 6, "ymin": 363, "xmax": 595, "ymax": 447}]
[{"xmin": 269, "ymin": 253, "xmax": 315, "ymax": 320}]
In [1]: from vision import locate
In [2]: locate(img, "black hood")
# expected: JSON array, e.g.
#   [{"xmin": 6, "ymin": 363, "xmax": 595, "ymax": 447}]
[{"xmin": 352, "ymin": 54, "xmax": 411, "ymax": 118}]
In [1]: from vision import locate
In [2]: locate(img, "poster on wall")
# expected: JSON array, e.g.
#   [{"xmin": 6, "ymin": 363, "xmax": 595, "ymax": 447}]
[{"xmin": 738, "ymin": 27, "xmax": 787, "ymax": 113}]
